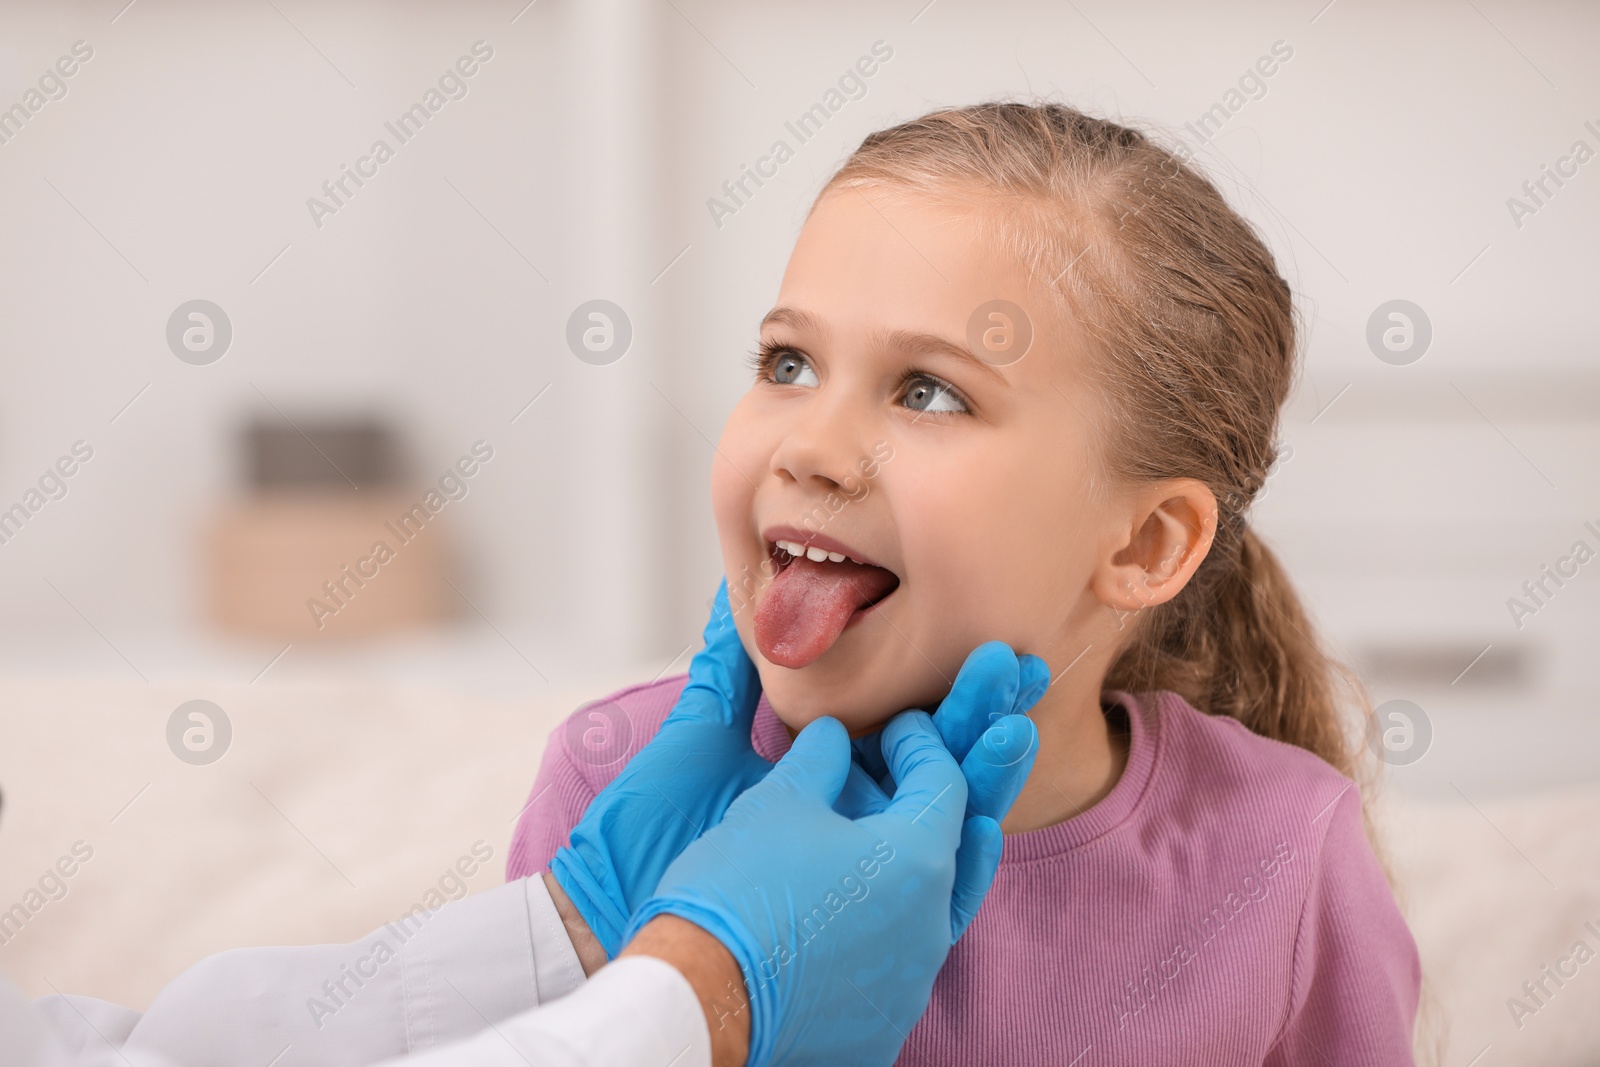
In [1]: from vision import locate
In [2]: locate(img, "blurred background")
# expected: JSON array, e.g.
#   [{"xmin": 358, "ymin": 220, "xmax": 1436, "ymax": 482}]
[{"xmin": 1, "ymin": 0, "xmax": 1596, "ymax": 1063}]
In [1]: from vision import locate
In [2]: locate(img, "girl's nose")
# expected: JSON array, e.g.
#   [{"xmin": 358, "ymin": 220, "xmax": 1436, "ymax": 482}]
[{"xmin": 769, "ymin": 394, "xmax": 869, "ymax": 492}]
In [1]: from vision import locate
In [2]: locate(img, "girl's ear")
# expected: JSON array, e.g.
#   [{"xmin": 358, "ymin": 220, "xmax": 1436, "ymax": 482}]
[{"xmin": 1091, "ymin": 478, "xmax": 1218, "ymax": 615}]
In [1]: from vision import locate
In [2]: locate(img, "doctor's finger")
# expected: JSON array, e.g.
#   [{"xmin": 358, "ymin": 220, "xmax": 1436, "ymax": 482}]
[
  {"xmin": 673, "ymin": 579, "xmax": 762, "ymax": 728},
  {"xmin": 960, "ymin": 713, "xmax": 1039, "ymax": 823},
  {"xmin": 931, "ymin": 642, "xmax": 1023, "ymax": 763},
  {"xmin": 874, "ymin": 712, "xmax": 967, "ymax": 847}
]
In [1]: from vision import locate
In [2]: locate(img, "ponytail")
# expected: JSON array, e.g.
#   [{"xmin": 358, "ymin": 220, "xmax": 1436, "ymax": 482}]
[{"xmin": 1105, "ymin": 523, "xmax": 1369, "ymax": 782}]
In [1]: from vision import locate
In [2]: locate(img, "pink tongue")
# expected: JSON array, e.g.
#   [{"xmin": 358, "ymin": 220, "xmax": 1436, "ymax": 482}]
[{"xmin": 754, "ymin": 556, "xmax": 898, "ymax": 669}]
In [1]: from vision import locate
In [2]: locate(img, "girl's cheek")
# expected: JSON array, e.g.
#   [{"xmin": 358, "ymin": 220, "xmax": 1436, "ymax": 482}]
[
  {"xmin": 711, "ymin": 403, "xmax": 762, "ymax": 505},
  {"xmin": 718, "ymin": 395, "xmax": 777, "ymax": 474},
  {"xmin": 710, "ymin": 449, "xmax": 747, "ymax": 515}
]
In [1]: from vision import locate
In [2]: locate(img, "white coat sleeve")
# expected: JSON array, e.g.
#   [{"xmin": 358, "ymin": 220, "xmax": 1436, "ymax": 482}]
[{"xmin": 8, "ymin": 875, "xmax": 711, "ymax": 1067}]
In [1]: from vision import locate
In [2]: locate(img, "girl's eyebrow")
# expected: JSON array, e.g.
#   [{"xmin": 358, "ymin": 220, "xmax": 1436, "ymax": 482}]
[
  {"xmin": 760, "ymin": 305, "xmax": 1007, "ymax": 385},
  {"xmin": 876, "ymin": 327, "xmax": 1007, "ymax": 384},
  {"xmin": 760, "ymin": 305, "xmax": 823, "ymax": 335}
]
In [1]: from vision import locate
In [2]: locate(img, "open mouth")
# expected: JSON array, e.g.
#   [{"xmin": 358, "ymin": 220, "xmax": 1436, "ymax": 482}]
[{"xmin": 753, "ymin": 526, "xmax": 901, "ymax": 669}]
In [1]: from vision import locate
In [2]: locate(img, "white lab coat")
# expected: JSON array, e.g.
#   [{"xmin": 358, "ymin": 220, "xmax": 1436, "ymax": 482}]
[{"xmin": 2, "ymin": 877, "xmax": 711, "ymax": 1067}]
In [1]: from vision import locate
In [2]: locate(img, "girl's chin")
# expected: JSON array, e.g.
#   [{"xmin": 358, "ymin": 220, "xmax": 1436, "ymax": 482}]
[
  {"xmin": 771, "ymin": 709, "xmax": 897, "ymax": 741},
  {"xmin": 758, "ymin": 643, "xmax": 954, "ymax": 719},
  {"xmin": 760, "ymin": 678, "xmax": 904, "ymax": 739}
]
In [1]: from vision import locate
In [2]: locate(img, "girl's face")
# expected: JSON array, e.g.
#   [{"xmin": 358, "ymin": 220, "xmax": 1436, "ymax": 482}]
[{"xmin": 712, "ymin": 185, "xmax": 1115, "ymax": 733}]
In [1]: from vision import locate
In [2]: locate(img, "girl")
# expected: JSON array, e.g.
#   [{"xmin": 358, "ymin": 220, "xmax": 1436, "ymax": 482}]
[{"xmin": 510, "ymin": 102, "xmax": 1420, "ymax": 1065}]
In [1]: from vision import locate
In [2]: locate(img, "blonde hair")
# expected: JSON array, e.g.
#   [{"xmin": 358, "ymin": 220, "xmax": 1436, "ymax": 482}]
[{"xmin": 821, "ymin": 98, "xmax": 1440, "ymax": 1066}]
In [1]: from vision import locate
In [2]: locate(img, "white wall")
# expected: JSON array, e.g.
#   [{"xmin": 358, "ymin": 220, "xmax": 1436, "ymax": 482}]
[{"xmin": 0, "ymin": 0, "xmax": 674, "ymax": 684}]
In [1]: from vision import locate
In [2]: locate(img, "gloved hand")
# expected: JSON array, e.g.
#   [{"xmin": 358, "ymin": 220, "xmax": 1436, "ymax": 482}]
[
  {"xmin": 625, "ymin": 712, "xmax": 996, "ymax": 1067},
  {"xmin": 840, "ymin": 641, "xmax": 1047, "ymax": 938},
  {"xmin": 548, "ymin": 580, "xmax": 769, "ymax": 958}
]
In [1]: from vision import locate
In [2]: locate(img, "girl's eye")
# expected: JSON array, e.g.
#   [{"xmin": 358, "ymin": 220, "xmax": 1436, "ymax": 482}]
[
  {"xmin": 900, "ymin": 373, "xmax": 969, "ymax": 415},
  {"xmin": 761, "ymin": 350, "xmax": 819, "ymax": 388}
]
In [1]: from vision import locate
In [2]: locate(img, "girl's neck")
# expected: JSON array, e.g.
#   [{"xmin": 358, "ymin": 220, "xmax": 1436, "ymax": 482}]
[{"xmin": 1000, "ymin": 672, "xmax": 1130, "ymax": 835}]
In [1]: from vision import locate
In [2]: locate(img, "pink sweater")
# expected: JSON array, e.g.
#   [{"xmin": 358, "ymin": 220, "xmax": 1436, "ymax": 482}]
[{"xmin": 508, "ymin": 678, "xmax": 1420, "ymax": 1065}]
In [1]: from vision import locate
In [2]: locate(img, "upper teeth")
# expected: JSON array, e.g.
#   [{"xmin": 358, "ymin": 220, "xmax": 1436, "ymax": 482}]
[{"xmin": 776, "ymin": 540, "xmax": 847, "ymax": 564}]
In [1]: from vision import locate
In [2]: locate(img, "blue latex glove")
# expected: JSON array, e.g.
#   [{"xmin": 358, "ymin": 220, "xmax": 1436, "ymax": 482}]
[
  {"xmin": 548, "ymin": 580, "xmax": 768, "ymax": 958},
  {"xmin": 625, "ymin": 712, "xmax": 993, "ymax": 1067},
  {"xmin": 840, "ymin": 641, "xmax": 1047, "ymax": 938}
]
